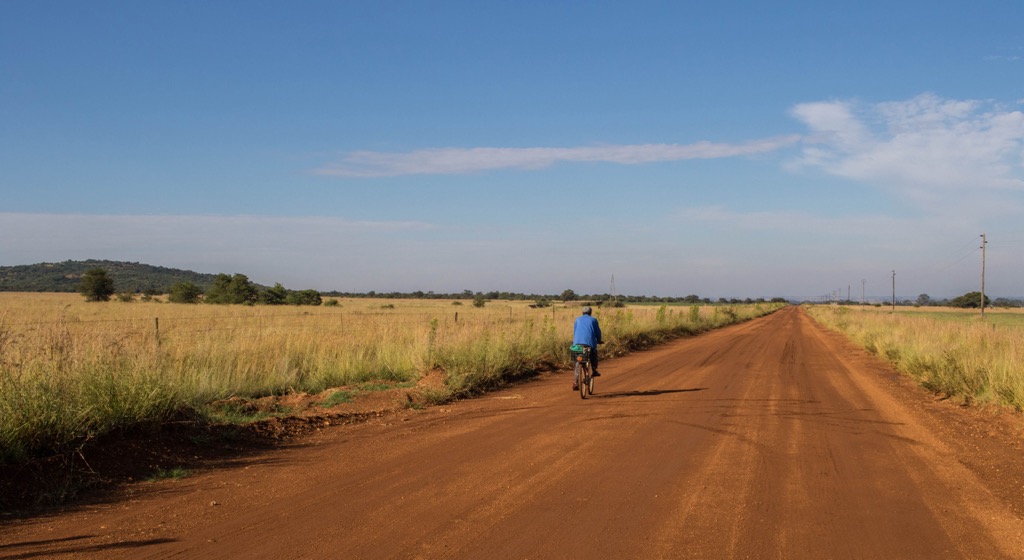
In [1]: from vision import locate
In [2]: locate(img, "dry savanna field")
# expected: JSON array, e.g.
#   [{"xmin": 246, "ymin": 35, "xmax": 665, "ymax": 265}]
[
  {"xmin": 0, "ymin": 292, "xmax": 780, "ymax": 467},
  {"xmin": 806, "ymin": 304, "xmax": 1024, "ymax": 411}
]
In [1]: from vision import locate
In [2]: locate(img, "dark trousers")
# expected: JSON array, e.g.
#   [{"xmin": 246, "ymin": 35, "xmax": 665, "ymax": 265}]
[{"xmin": 581, "ymin": 345, "xmax": 599, "ymax": 371}]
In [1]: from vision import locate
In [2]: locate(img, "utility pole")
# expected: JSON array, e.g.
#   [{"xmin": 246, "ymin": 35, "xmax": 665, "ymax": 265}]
[
  {"xmin": 861, "ymin": 278, "xmax": 866, "ymax": 305},
  {"xmin": 980, "ymin": 233, "xmax": 987, "ymax": 319},
  {"xmin": 891, "ymin": 270, "xmax": 896, "ymax": 312}
]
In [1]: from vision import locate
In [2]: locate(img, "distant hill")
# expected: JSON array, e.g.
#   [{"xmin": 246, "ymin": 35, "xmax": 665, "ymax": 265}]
[{"xmin": 0, "ymin": 260, "xmax": 223, "ymax": 293}]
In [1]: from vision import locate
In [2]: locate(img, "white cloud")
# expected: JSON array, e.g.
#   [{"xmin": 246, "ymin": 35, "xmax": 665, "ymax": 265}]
[
  {"xmin": 313, "ymin": 136, "xmax": 801, "ymax": 177},
  {"xmin": 788, "ymin": 93, "xmax": 1024, "ymax": 196}
]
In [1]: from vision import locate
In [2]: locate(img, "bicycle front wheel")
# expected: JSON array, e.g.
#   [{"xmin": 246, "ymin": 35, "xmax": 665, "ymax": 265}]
[{"xmin": 579, "ymin": 364, "xmax": 589, "ymax": 399}]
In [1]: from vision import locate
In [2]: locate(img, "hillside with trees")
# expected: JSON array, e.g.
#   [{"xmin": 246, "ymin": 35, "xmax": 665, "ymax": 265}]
[{"xmin": 0, "ymin": 260, "xmax": 223, "ymax": 293}]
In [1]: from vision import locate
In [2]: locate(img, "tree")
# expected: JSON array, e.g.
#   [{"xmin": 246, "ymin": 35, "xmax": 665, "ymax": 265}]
[
  {"xmin": 949, "ymin": 291, "xmax": 990, "ymax": 308},
  {"xmin": 79, "ymin": 268, "xmax": 115, "ymax": 301},
  {"xmin": 261, "ymin": 283, "xmax": 289, "ymax": 305},
  {"xmin": 286, "ymin": 289, "xmax": 322, "ymax": 306},
  {"xmin": 473, "ymin": 295, "xmax": 487, "ymax": 308},
  {"xmin": 992, "ymin": 297, "xmax": 1021, "ymax": 308},
  {"xmin": 916, "ymin": 293, "xmax": 931, "ymax": 307},
  {"xmin": 168, "ymin": 281, "xmax": 203, "ymax": 304},
  {"xmin": 560, "ymin": 289, "xmax": 577, "ymax": 302},
  {"xmin": 204, "ymin": 273, "xmax": 258, "ymax": 304}
]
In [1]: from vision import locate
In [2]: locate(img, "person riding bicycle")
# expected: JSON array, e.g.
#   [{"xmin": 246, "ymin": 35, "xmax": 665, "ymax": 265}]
[{"xmin": 573, "ymin": 306, "xmax": 602, "ymax": 377}]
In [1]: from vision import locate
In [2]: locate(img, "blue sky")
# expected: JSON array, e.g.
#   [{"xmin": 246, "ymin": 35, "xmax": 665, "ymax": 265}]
[{"xmin": 3, "ymin": 1, "xmax": 1024, "ymax": 299}]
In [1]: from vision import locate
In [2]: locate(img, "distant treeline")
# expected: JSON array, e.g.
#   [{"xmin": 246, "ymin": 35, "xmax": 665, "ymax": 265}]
[
  {"xmin": 322, "ymin": 288, "xmax": 789, "ymax": 305},
  {"xmin": 832, "ymin": 291, "xmax": 1023, "ymax": 308},
  {"xmin": 2, "ymin": 260, "xmax": 793, "ymax": 305}
]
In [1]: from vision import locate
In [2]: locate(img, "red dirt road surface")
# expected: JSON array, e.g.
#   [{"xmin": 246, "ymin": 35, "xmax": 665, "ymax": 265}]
[{"xmin": 3, "ymin": 307, "xmax": 1024, "ymax": 559}]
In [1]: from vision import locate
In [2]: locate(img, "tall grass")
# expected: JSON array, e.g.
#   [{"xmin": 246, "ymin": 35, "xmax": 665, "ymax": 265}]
[
  {"xmin": 0, "ymin": 293, "xmax": 782, "ymax": 463},
  {"xmin": 806, "ymin": 305, "xmax": 1024, "ymax": 411}
]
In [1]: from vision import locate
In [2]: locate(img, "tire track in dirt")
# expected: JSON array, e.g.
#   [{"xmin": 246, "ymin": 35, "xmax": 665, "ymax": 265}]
[{"xmin": 2, "ymin": 306, "xmax": 1023, "ymax": 559}]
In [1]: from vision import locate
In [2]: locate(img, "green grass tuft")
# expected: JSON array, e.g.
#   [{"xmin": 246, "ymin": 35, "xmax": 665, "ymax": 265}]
[{"xmin": 146, "ymin": 467, "xmax": 192, "ymax": 482}]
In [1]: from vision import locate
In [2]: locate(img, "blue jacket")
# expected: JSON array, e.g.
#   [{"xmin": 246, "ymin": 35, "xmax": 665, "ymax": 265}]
[{"xmin": 573, "ymin": 314, "xmax": 602, "ymax": 347}]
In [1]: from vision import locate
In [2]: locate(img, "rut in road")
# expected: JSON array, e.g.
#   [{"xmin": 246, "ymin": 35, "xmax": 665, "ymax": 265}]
[{"xmin": 3, "ymin": 306, "xmax": 1023, "ymax": 559}]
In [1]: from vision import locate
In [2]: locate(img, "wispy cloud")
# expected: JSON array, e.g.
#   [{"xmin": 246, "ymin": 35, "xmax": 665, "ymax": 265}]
[
  {"xmin": 788, "ymin": 93, "xmax": 1024, "ymax": 196},
  {"xmin": 313, "ymin": 136, "xmax": 802, "ymax": 177},
  {"xmin": 984, "ymin": 46, "xmax": 1023, "ymax": 62},
  {"xmin": 984, "ymin": 55, "xmax": 1021, "ymax": 62}
]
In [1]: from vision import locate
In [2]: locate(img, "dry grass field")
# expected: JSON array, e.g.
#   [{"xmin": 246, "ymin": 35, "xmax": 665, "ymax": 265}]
[
  {"xmin": 806, "ymin": 304, "xmax": 1024, "ymax": 411},
  {"xmin": 0, "ymin": 292, "xmax": 781, "ymax": 464}
]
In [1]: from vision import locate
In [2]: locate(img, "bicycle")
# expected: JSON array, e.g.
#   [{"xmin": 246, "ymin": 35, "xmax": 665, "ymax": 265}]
[{"xmin": 569, "ymin": 344, "xmax": 595, "ymax": 399}]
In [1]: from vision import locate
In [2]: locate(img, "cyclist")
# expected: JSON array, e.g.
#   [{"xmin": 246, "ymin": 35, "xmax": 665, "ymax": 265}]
[{"xmin": 572, "ymin": 306, "xmax": 603, "ymax": 379}]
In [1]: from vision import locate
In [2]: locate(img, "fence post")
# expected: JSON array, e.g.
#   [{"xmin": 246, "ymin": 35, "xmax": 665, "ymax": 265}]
[
  {"xmin": 154, "ymin": 317, "xmax": 160, "ymax": 347},
  {"xmin": 455, "ymin": 312, "xmax": 459, "ymax": 324}
]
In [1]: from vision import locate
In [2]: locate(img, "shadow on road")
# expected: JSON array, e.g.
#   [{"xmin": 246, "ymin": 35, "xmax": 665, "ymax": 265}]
[
  {"xmin": 592, "ymin": 388, "xmax": 707, "ymax": 399},
  {"xmin": 0, "ymin": 536, "xmax": 177, "ymax": 560}
]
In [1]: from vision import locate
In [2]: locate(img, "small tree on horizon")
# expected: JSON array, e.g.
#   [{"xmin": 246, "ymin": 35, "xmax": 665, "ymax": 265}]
[
  {"xmin": 949, "ymin": 291, "xmax": 990, "ymax": 308},
  {"xmin": 78, "ymin": 268, "xmax": 115, "ymax": 302}
]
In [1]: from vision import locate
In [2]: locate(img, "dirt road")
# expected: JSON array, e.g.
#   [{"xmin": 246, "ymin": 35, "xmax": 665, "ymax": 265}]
[{"xmin": 3, "ymin": 306, "xmax": 1024, "ymax": 559}]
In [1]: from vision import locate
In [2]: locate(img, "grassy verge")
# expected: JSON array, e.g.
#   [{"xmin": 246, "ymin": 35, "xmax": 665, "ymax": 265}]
[
  {"xmin": 806, "ymin": 305, "xmax": 1024, "ymax": 410},
  {"xmin": 0, "ymin": 296, "xmax": 782, "ymax": 466}
]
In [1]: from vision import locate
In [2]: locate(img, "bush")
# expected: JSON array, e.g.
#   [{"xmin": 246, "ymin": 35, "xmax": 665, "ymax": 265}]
[
  {"xmin": 168, "ymin": 281, "xmax": 202, "ymax": 304},
  {"xmin": 286, "ymin": 289, "xmax": 322, "ymax": 306}
]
